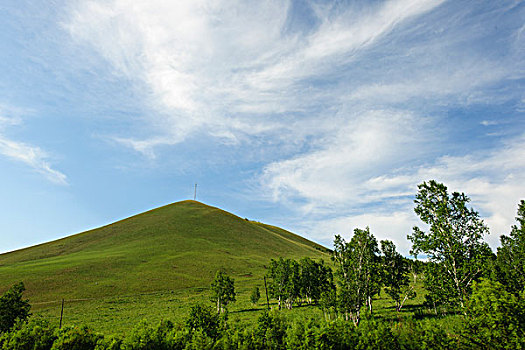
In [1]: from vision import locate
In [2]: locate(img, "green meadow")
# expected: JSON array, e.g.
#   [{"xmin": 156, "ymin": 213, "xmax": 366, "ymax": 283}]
[{"xmin": 0, "ymin": 200, "xmax": 336, "ymax": 333}]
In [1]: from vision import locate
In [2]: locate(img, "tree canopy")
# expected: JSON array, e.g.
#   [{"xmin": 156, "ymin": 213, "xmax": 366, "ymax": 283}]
[
  {"xmin": 495, "ymin": 200, "xmax": 525, "ymax": 296},
  {"xmin": 210, "ymin": 271, "xmax": 236, "ymax": 314},
  {"xmin": 0, "ymin": 282, "xmax": 31, "ymax": 333},
  {"xmin": 333, "ymin": 227, "xmax": 381, "ymax": 325},
  {"xmin": 408, "ymin": 180, "xmax": 493, "ymax": 309}
]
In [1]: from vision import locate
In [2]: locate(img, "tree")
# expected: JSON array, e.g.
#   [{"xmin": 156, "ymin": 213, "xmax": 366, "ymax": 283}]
[
  {"xmin": 250, "ymin": 286, "xmax": 261, "ymax": 306},
  {"xmin": 298, "ymin": 258, "xmax": 333, "ymax": 305},
  {"xmin": 185, "ymin": 304, "xmax": 220, "ymax": 340},
  {"xmin": 0, "ymin": 282, "xmax": 31, "ymax": 333},
  {"xmin": 332, "ymin": 227, "xmax": 381, "ymax": 325},
  {"xmin": 318, "ymin": 285, "xmax": 337, "ymax": 321},
  {"xmin": 495, "ymin": 200, "xmax": 525, "ymax": 296},
  {"xmin": 461, "ymin": 279, "xmax": 525, "ymax": 348},
  {"xmin": 210, "ymin": 271, "xmax": 235, "ymax": 314},
  {"xmin": 266, "ymin": 258, "xmax": 300, "ymax": 310},
  {"xmin": 408, "ymin": 180, "xmax": 493, "ymax": 309},
  {"xmin": 380, "ymin": 240, "xmax": 414, "ymax": 312}
]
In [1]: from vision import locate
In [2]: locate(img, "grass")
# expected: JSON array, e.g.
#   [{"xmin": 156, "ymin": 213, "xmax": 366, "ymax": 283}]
[
  {"xmin": 0, "ymin": 200, "xmax": 331, "ymax": 334},
  {"xmin": 30, "ymin": 278, "xmax": 432, "ymax": 336},
  {"xmin": 1, "ymin": 200, "xmax": 449, "ymax": 336}
]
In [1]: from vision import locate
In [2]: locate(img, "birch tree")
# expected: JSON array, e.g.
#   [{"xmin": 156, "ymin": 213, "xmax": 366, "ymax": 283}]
[
  {"xmin": 495, "ymin": 200, "xmax": 525, "ymax": 296},
  {"xmin": 210, "ymin": 270, "xmax": 235, "ymax": 314},
  {"xmin": 332, "ymin": 227, "xmax": 381, "ymax": 325},
  {"xmin": 380, "ymin": 240, "xmax": 415, "ymax": 312},
  {"xmin": 408, "ymin": 180, "xmax": 492, "ymax": 309}
]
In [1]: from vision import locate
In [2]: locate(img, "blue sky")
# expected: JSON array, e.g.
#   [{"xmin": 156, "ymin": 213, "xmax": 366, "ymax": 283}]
[{"xmin": 1, "ymin": 0, "xmax": 524, "ymax": 255}]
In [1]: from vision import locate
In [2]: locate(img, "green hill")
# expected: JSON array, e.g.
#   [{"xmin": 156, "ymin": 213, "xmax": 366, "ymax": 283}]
[{"xmin": 0, "ymin": 200, "xmax": 329, "ymax": 303}]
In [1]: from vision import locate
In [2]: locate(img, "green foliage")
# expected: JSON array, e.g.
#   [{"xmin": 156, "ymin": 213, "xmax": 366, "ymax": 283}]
[
  {"xmin": 250, "ymin": 286, "xmax": 260, "ymax": 305},
  {"xmin": 0, "ymin": 319, "xmax": 56, "ymax": 350},
  {"xmin": 266, "ymin": 258, "xmax": 301, "ymax": 309},
  {"xmin": 318, "ymin": 285, "xmax": 337, "ymax": 321},
  {"xmin": 0, "ymin": 201, "xmax": 328, "ymax": 312},
  {"xmin": 357, "ymin": 316, "xmax": 398, "ymax": 349},
  {"xmin": 315, "ymin": 319, "xmax": 359, "ymax": 348},
  {"xmin": 50, "ymin": 325, "xmax": 101, "ymax": 350},
  {"xmin": 298, "ymin": 258, "xmax": 334, "ymax": 305},
  {"xmin": 185, "ymin": 304, "xmax": 220, "ymax": 340},
  {"xmin": 123, "ymin": 320, "xmax": 183, "ymax": 350},
  {"xmin": 421, "ymin": 262, "xmax": 455, "ymax": 313},
  {"xmin": 381, "ymin": 240, "xmax": 413, "ymax": 312},
  {"xmin": 495, "ymin": 200, "xmax": 525, "ymax": 296},
  {"xmin": 408, "ymin": 180, "xmax": 493, "ymax": 309},
  {"xmin": 6, "ymin": 299, "xmax": 525, "ymax": 350},
  {"xmin": 252, "ymin": 311, "xmax": 287, "ymax": 349},
  {"xmin": 284, "ymin": 318, "xmax": 318, "ymax": 350},
  {"xmin": 461, "ymin": 279, "xmax": 525, "ymax": 348},
  {"xmin": 210, "ymin": 271, "xmax": 236, "ymax": 314},
  {"xmin": 394, "ymin": 318, "xmax": 454, "ymax": 350},
  {"xmin": 0, "ymin": 282, "xmax": 31, "ymax": 333},
  {"xmin": 332, "ymin": 228, "xmax": 381, "ymax": 325}
]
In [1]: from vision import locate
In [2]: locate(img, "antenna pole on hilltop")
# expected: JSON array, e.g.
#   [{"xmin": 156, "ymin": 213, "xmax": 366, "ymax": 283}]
[{"xmin": 194, "ymin": 183, "xmax": 197, "ymax": 201}]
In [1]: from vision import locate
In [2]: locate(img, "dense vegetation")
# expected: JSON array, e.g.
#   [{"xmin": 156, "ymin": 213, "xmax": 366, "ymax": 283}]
[{"xmin": 0, "ymin": 181, "xmax": 524, "ymax": 349}]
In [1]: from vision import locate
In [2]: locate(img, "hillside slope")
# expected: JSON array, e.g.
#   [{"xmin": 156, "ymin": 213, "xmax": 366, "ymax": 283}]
[{"xmin": 0, "ymin": 201, "xmax": 329, "ymax": 302}]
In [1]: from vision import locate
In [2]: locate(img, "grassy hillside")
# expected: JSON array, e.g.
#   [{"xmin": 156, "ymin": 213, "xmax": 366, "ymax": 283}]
[
  {"xmin": 0, "ymin": 200, "xmax": 329, "ymax": 304},
  {"xmin": 0, "ymin": 201, "xmax": 432, "ymax": 336}
]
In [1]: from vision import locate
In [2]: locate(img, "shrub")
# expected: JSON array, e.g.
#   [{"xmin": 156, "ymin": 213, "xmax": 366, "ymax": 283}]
[
  {"xmin": 460, "ymin": 279, "xmax": 525, "ymax": 349},
  {"xmin": 394, "ymin": 318, "xmax": 454, "ymax": 350},
  {"xmin": 357, "ymin": 317, "xmax": 398, "ymax": 350},
  {"xmin": 252, "ymin": 311, "xmax": 287, "ymax": 350},
  {"xmin": 123, "ymin": 319, "xmax": 183, "ymax": 350},
  {"xmin": 0, "ymin": 319, "xmax": 56, "ymax": 350},
  {"xmin": 51, "ymin": 325, "xmax": 102, "ymax": 350},
  {"xmin": 185, "ymin": 304, "xmax": 220, "ymax": 340},
  {"xmin": 315, "ymin": 319, "xmax": 358, "ymax": 349},
  {"xmin": 0, "ymin": 282, "xmax": 31, "ymax": 333}
]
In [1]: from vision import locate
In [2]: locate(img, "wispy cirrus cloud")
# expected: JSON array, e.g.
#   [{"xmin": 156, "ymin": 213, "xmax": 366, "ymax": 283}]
[
  {"xmin": 0, "ymin": 107, "xmax": 67, "ymax": 185},
  {"xmin": 63, "ymin": 0, "xmax": 524, "ymax": 252},
  {"xmin": 272, "ymin": 132, "xmax": 525, "ymax": 253},
  {"xmin": 64, "ymin": 0, "xmax": 445, "ymax": 155}
]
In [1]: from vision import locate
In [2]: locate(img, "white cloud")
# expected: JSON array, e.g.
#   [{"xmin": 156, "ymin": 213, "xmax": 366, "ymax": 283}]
[
  {"xmin": 302, "ymin": 211, "xmax": 419, "ymax": 256},
  {"xmin": 0, "ymin": 110, "xmax": 67, "ymax": 185},
  {"xmin": 65, "ymin": 0, "xmax": 444, "ymax": 154},
  {"xmin": 269, "ymin": 133, "xmax": 525, "ymax": 253},
  {"xmin": 260, "ymin": 109, "xmax": 433, "ymax": 210},
  {"xmin": 62, "ymin": 0, "xmax": 524, "ymax": 254}
]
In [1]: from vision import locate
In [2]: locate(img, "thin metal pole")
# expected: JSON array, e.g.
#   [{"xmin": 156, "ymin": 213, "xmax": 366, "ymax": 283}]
[
  {"xmin": 59, "ymin": 299, "xmax": 64, "ymax": 328},
  {"xmin": 194, "ymin": 183, "xmax": 197, "ymax": 200}
]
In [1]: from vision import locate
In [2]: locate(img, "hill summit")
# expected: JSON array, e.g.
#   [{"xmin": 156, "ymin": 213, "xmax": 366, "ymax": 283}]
[{"xmin": 0, "ymin": 200, "xmax": 329, "ymax": 302}]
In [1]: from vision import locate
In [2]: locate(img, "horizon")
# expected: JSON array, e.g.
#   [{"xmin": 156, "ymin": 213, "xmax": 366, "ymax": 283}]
[{"xmin": 1, "ymin": 0, "xmax": 524, "ymax": 255}]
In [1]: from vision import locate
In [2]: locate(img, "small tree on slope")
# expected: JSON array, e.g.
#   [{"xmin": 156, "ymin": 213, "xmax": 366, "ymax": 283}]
[
  {"xmin": 0, "ymin": 282, "xmax": 31, "ymax": 333},
  {"xmin": 210, "ymin": 271, "xmax": 235, "ymax": 314}
]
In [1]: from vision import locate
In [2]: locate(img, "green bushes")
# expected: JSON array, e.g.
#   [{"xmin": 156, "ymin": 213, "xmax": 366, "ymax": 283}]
[
  {"xmin": 51, "ymin": 326, "xmax": 102, "ymax": 350},
  {"xmin": 0, "ymin": 319, "xmax": 55, "ymax": 350},
  {"xmin": 461, "ymin": 279, "xmax": 525, "ymax": 349},
  {"xmin": 1, "ymin": 304, "xmax": 524, "ymax": 350},
  {"xmin": 0, "ymin": 282, "xmax": 31, "ymax": 333}
]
